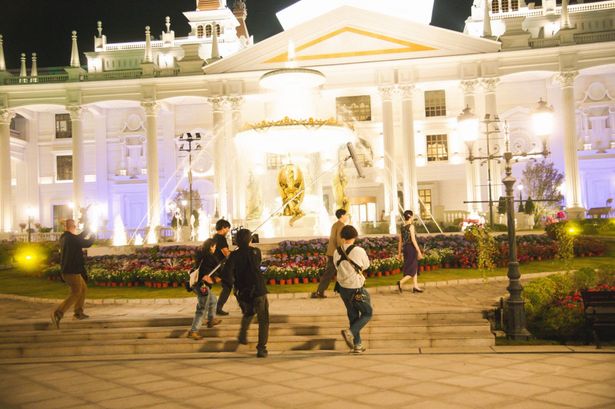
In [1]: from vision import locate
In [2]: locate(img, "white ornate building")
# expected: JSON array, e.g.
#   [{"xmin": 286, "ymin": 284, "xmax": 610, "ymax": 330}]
[{"xmin": 0, "ymin": 0, "xmax": 614, "ymax": 239}]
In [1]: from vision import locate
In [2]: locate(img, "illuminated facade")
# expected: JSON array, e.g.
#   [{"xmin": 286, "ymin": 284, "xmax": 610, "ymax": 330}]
[{"xmin": 0, "ymin": 0, "xmax": 614, "ymax": 238}]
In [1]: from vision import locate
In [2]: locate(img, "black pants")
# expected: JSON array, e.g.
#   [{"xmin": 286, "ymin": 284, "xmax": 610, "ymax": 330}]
[
  {"xmin": 316, "ymin": 256, "xmax": 335, "ymax": 295},
  {"xmin": 239, "ymin": 295, "xmax": 269, "ymax": 351},
  {"xmin": 217, "ymin": 283, "xmax": 232, "ymax": 311}
]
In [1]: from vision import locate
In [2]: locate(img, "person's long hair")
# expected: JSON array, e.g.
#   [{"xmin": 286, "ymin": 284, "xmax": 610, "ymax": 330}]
[{"xmin": 201, "ymin": 238, "xmax": 216, "ymax": 254}]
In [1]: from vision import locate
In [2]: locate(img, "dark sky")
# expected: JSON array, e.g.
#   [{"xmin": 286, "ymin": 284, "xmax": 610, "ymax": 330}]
[{"xmin": 0, "ymin": 0, "xmax": 473, "ymax": 70}]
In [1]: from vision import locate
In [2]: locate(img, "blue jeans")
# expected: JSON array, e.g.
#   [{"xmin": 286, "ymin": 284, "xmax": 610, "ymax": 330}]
[
  {"xmin": 338, "ymin": 287, "xmax": 373, "ymax": 346},
  {"xmin": 190, "ymin": 286, "xmax": 218, "ymax": 332}
]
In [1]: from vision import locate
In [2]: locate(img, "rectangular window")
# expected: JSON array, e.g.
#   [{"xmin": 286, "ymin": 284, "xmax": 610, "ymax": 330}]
[
  {"xmin": 418, "ymin": 188, "xmax": 432, "ymax": 219},
  {"xmin": 511, "ymin": 0, "xmax": 519, "ymax": 11},
  {"xmin": 56, "ymin": 155, "xmax": 73, "ymax": 181},
  {"xmin": 55, "ymin": 114, "xmax": 72, "ymax": 139},
  {"xmin": 336, "ymin": 95, "xmax": 371, "ymax": 122},
  {"xmin": 492, "ymin": 0, "xmax": 500, "ymax": 13},
  {"xmin": 426, "ymin": 134, "xmax": 449, "ymax": 162},
  {"xmin": 266, "ymin": 153, "xmax": 283, "ymax": 170},
  {"xmin": 52, "ymin": 205, "xmax": 73, "ymax": 231},
  {"xmin": 424, "ymin": 90, "xmax": 446, "ymax": 117}
]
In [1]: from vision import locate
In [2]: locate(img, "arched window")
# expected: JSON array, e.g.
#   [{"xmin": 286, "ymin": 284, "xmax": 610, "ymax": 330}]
[
  {"xmin": 216, "ymin": 24, "xmax": 221, "ymax": 36},
  {"xmin": 197, "ymin": 25, "xmax": 204, "ymax": 38},
  {"xmin": 205, "ymin": 25, "xmax": 212, "ymax": 37},
  {"xmin": 491, "ymin": 0, "xmax": 500, "ymax": 13}
]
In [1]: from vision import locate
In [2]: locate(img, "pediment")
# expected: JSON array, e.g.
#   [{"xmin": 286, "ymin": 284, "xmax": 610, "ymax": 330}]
[{"xmin": 204, "ymin": 5, "xmax": 500, "ymax": 74}]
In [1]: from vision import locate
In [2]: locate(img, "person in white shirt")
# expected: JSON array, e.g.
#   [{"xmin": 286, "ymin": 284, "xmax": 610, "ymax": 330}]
[{"xmin": 333, "ymin": 225, "xmax": 373, "ymax": 353}]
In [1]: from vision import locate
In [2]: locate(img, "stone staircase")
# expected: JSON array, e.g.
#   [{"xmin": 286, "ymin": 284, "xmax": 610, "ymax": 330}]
[{"xmin": 0, "ymin": 310, "xmax": 494, "ymax": 359}]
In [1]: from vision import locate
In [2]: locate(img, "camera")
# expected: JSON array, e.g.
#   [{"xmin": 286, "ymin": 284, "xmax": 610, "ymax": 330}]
[{"xmin": 230, "ymin": 226, "xmax": 259, "ymax": 245}]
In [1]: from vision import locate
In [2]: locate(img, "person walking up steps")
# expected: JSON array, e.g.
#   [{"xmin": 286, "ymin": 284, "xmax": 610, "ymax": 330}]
[
  {"xmin": 51, "ymin": 219, "xmax": 95, "ymax": 329},
  {"xmin": 397, "ymin": 210, "xmax": 424, "ymax": 293},
  {"xmin": 335, "ymin": 225, "xmax": 373, "ymax": 354},
  {"xmin": 187, "ymin": 238, "xmax": 222, "ymax": 340},
  {"xmin": 213, "ymin": 219, "xmax": 232, "ymax": 316},
  {"xmin": 311, "ymin": 208, "xmax": 348, "ymax": 298},
  {"xmin": 227, "ymin": 229, "xmax": 269, "ymax": 358}
]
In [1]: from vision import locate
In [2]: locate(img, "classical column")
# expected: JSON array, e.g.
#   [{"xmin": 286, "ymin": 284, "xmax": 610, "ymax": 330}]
[
  {"xmin": 461, "ymin": 80, "xmax": 482, "ymax": 213},
  {"xmin": 67, "ymin": 105, "xmax": 84, "ymax": 220},
  {"xmin": 481, "ymin": 77, "xmax": 502, "ymax": 212},
  {"xmin": 399, "ymin": 84, "xmax": 419, "ymax": 213},
  {"xmin": 379, "ymin": 86, "xmax": 397, "ymax": 232},
  {"xmin": 228, "ymin": 96, "xmax": 244, "ymax": 220},
  {"xmin": 142, "ymin": 101, "xmax": 161, "ymax": 230},
  {"xmin": 210, "ymin": 96, "xmax": 227, "ymax": 218},
  {"xmin": 0, "ymin": 109, "xmax": 15, "ymax": 232},
  {"xmin": 556, "ymin": 70, "xmax": 584, "ymax": 218}
]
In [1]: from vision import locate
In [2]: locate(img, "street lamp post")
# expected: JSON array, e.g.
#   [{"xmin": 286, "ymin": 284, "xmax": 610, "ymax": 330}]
[
  {"xmin": 26, "ymin": 207, "xmax": 36, "ymax": 243},
  {"xmin": 458, "ymin": 98, "xmax": 553, "ymax": 339},
  {"xmin": 178, "ymin": 132, "xmax": 202, "ymax": 240}
]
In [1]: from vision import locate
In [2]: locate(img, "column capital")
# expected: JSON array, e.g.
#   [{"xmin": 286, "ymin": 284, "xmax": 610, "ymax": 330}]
[
  {"xmin": 480, "ymin": 77, "xmax": 500, "ymax": 93},
  {"xmin": 208, "ymin": 96, "xmax": 226, "ymax": 112},
  {"xmin": 141, "ymin": 100, "xmax": 159, "ymax": 116},
  {"xmin": 398, "ymin": 84, "xmax": 415, "ymax": 100},
  {"xmin": 0, "ymin": 108, "xmax": 15, "ymax": 125},
  {"xmin": 555, "ymin": 70, "xmax": 579, "ymax": 88},
  {"xmin": 66, "ymin": 105, "xmax": 83, "ymax": 121},
  {"xmin": 227, "ymin": 96, "xmax": 244, "ymax": 111},
  {"xmin": 378, "ymin": 86, "xmax": 395, "ymax": 101},
  {"xmin": 460, "ymin": 79, "xmax": 479, "ymax": 95}
]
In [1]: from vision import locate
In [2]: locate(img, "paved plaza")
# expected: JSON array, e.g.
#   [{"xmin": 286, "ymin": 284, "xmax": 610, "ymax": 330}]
[{"xmin": 0, "ymin": 276, "xmax": 614, "ymax": 408}]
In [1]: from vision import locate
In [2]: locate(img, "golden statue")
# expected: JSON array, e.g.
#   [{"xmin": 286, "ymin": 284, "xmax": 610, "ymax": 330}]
[
  {"xmin": 333, "ymin": 163, "xmax": 350, "ymax": 212},
  {"xmin": 277, "ymin": 164, "xmax": 305, "ymax": 226}
]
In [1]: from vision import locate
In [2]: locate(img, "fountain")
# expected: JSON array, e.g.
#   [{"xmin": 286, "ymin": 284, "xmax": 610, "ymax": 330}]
[{"xmin": 112, "ymin": 214, "xmax": 128, "ymax": 246}]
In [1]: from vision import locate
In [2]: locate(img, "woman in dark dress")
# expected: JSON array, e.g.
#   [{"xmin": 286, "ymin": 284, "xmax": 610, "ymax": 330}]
[
  {"xmin": 396, "ymin": 210, "xmax": 424, "ymax": 293},
  {"xmin": 187, "ymin": 238, "xmax": 222, "ymax": 340}
]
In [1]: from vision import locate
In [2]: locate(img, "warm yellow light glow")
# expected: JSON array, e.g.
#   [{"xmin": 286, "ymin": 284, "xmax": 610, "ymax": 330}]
[
  {"xmin": 14, "ymin": 245, "xmax": 45, "ymax": 271},
  {"xmin": 457, "ymin": 106, "xmax": 479, "ymax": 142}
]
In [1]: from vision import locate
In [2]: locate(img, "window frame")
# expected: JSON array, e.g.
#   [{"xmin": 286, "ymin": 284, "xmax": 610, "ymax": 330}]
[
  {"xmin": 425, "ymin": 133, "xmax": 449, "ymax": 162},
  {"xmin": 55, "ymin": 113, "xmax": 72, "ymax": 139},
  {"xmin": 55, "ymin": 154, "xmax": 73, "ymax": 183},
  {"xmin": 424, "ymin": 90, "xmax": 447, "ymax": 118}
]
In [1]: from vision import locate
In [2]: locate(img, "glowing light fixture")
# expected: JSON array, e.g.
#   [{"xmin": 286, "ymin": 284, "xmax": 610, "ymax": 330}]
[
  {"xmin": 532, "ymin": 98, "xmax": 554, "ymax": 137},
  {"xmin": 457, "ymin": 105, "xmax": 479, "ymax": 142},
  {"xmin": 259, "ymin": 68, "xmax": 325, "ymax": 91}
]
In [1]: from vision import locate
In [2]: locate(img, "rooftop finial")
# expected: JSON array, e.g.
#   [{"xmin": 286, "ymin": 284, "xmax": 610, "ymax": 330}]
[
  {"xmin": 211, "ymin": 22, "xmax": 220, "ymax": 60},
  {"xmin": 97, "ymin": 21, "xmax": 103, "ymax": 38},
  {"xmin": 482, "ymin": 0, "xmax": 494, "ymax": 39},
  {"xmin": 0, "ymin": 35, "xmax": 6, "ymax": 72},
  {"xmin": 30, "ymin": 53, "xmax": 38, "ymax": 81},
  {"xmin": 70, "ymin": 30, "xmax": 81, "ymax": 68},
  {"xmin": 561, "ymin": 0, "xmax": 572, "ymax": 29},
  {"xmin": 19, "ymin": 53, "xmax": 27, "ymax": 80},
  {"xmin": 165, "ymin": 16, "xmax": 171, "ymax": 33},
  {"xmin": 144, "ymin": 26, "xmax": 153, "ymax": 63}
]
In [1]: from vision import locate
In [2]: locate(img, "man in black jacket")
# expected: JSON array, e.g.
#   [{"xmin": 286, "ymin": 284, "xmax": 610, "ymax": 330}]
[
  {"xmin": 51, "ymin": 219, "xmax": 95, "ymax": 328},
  {"xmin": 227, "ymin": 229, "xmax": 269, "ymax": 358}
]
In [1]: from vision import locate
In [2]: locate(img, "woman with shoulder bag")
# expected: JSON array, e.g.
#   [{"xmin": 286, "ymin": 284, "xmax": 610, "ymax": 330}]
[
  {"xmin": 187, "ymin": 238, "xmax": 222, "ymax": 340},
  {"xmin": 334, "ymin": 225, "xmax": 373, "ymax": 354}
]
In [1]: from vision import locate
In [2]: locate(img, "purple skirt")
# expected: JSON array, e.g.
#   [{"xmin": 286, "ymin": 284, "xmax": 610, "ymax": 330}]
[{"xmin": 402, "ymin": 243, "xmax": 418, "ymax": 277}]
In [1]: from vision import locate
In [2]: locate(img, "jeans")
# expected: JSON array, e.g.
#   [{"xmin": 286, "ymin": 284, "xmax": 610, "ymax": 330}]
[
  {"xmin": 56, "ymin": 274, "xmax": 87, "ymax": 316},
  {"xmin": 316, "ymin": 256, "xmax": 335, "ymax": 294},
  {"xmin": 338, "ymin": 287, "xmax": 373, "ymax": 346},
  {"xmin": 217, "ymin": 283, "xmax": 232, "ymax": 311},
  {"xmin": 239, "ymin": 295, "xmax": 269, "ymax": 351},
  {"xmin": 190, "ymin": 287, "xmax": 218, "ymax": 332}
]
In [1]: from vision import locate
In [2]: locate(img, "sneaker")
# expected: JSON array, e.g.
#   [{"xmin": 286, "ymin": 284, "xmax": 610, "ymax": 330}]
[
  {"xmin": 207, "ymin": 318, "xmax": 222, "ymax": 328},
  {"xmin": 216, "ymin": 309, "xmax": 230, "ymax": 316},
  {"xmin": 256, "ymin": 349, "xmax": 268, "ymax": 358},
  {"xmin": 310, "ymin": 292, "xmax": 327, "ymax": 299},
  {"xmin": 340, "ymin": 329, "xmax": 354, "ymax": 349},
  {"xmin": 73, "ymin": 312, "xmax": 90, "ymax": 320},
  {"xmin": 237, "ymin": 336, "xmax": 248, "ymax": 345},
  {"xmin": 352, "ymin": 344, "xmax": 366, "ymax": 354},
  {"xmin": 51, "ymin": 311, "xmax": 62, "ymax": 329},
  {"xmin": 187, "ymin": 331, "xmax": 203, "ymax": 340}
]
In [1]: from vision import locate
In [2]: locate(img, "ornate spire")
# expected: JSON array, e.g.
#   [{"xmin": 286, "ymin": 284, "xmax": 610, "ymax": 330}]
[
  {"xmin": 144, "ymin": 26, "xmax": 153, "ymax": 63},
  {"xmin": 19, "ymin": 53, "xmax": 27, "ymax": 78},
  {"xmin": 0, "ymin": 35, "xmax": 6, "ymax": 71},
  {"xmin": 165, "ymin": 16, "xmax": 171, "ymax": 33},
  {"xmin": 97, "ymin": 21, "xmax": 103, "ymax": 38},
  {"xmin": 30, "ymin": 53, "xmax": 38, "ymax": 80},
  {"xmin": 208, "ymin": 22, "xmax": 221, "ymax": 62},
  {"xmin": 561, "ymin": 0, "xmax": 571, "ymax": 29},
  {"xmin": 70, "ymin": 31, "xmax": 81, "ymax": 68},
  {"xmin": 233, "ymin": 0, "xmax": 249, "ymax": 39}
]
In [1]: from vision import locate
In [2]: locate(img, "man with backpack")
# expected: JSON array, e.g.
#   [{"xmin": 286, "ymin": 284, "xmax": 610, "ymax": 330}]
[
  {"xmin": 226, "ymin": 228, "xmax": 269, "ymax": 358},
  {"xmin": 311, "ymin": 208, "xmax": 348, "ymax": 298},
  {"xmin": 334, "ymin": 225, "xmax": 372, "ymax": 354}
]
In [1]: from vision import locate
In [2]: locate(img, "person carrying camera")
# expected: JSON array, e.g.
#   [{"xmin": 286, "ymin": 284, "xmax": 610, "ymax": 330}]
[
  {"xmin": 334, "ymin": 225, "xmax": 372, "ymax": 354},
  {"xmin": 187, "ymin": 238, "xmax": 222, "ymax": 340},
  {"xmin": 51, "ymin": 219, "xmax": 95, "ymax": 329},
  {"xmin": 227, "ymin": 229, "xmax": 269, "ymax": 358}
]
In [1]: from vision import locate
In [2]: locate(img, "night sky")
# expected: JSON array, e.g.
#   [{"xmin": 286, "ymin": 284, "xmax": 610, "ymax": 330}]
[{"xmin": 0, "ymin": 0, "xmax": 474, "ymax": 70}]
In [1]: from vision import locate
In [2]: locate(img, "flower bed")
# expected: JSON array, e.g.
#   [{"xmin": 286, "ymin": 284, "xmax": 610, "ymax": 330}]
[{"xmin": 38, "ymin": 233, "xmax": 607, "ymax": 287}]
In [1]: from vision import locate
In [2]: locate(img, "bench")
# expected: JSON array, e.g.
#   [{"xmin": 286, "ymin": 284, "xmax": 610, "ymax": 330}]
[{"xmin": 581, "ymin": 290, "xmax": 615, "ymax": 348}]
